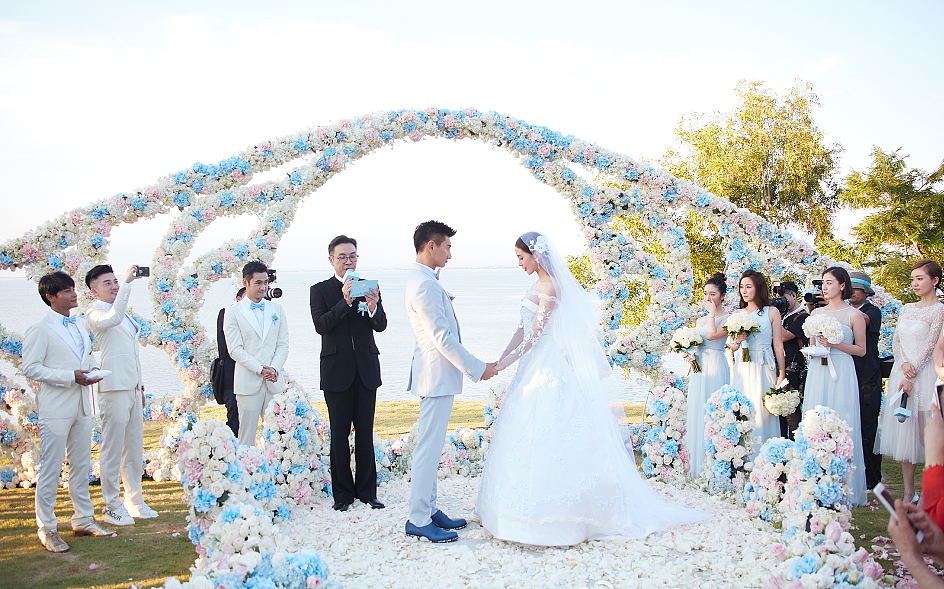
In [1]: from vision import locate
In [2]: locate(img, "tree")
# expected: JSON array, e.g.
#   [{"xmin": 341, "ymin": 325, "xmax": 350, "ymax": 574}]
[
  {"xmin": 666, "ymin": 79, "xmax": 842, "ymax": 243},
  {"xmin": 829, "ymin": 147, "xmax": 944, "ymax": 301}
]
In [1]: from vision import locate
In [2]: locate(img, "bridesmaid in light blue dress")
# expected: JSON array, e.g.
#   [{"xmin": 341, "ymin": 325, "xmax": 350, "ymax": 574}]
[
  {"xmin": 802, "ymin": 267, "xmax": 868, "ymax": 506},
  {"xmin": 684, "ymin": 272, "xmax": 731, "ymax": 478},
  {"xmin": 728, "ymin": 270, "xmax": 786, "ymax": 449}
]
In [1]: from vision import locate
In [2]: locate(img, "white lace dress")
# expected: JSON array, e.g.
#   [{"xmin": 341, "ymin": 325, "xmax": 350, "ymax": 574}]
[
  {"xmin": 802, "ymin": 306, "xmax": 867, "ymax": 505},
  {"xmin": 475, "ymin": 290, "xmax": 709, "ymax": 546},
  {"xmin": 878, "ymin": 302, "xmax": 944, "ymax": 464}
]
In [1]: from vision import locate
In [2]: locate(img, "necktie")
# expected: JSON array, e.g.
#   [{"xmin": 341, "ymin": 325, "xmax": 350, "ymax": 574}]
[
  {"xmin": 250, "ymin": 301, "xmax": 265, "ymax": 310},
  {"xmin": 62, "ymin": 316, "xmax": 76, "ymax": 326}
]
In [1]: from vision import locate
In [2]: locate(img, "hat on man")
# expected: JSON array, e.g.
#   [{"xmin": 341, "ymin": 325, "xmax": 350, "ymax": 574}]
[{"xmin": 849, "ymin": 271, "xmax": 875, "ymax": 296}]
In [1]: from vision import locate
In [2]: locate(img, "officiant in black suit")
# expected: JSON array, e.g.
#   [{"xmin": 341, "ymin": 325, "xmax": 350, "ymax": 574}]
[
  {"xmin": 310, "ymin": 235, "xmax": 387, "ymax": 511},
  {"xmin": 215, "ymin": 287, "xmax": 245, "ymax": 436}
]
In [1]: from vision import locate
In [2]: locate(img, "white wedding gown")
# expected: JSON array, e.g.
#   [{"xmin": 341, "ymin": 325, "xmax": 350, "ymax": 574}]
[{"xmin": 475, "ymin": 288, "xmax": 709, "ymax": 546}]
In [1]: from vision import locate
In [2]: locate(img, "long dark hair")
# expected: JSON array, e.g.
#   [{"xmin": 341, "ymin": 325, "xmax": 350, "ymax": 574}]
[
  {"xmin": 704, "ymin": 272, "xmax": 727, "ymax": 296},
  {"xmin": 738, "ymin": 269, "xmax": 771, "ymax": 311},
  {"xmin": 822, "ymin": 266, "xmax": 853, "ymax": 300}
]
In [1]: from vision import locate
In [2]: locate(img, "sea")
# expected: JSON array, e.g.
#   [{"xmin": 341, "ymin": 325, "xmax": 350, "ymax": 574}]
[{"xmin": 0, "ymin": 268, "xmax": 675, "ymax": 403}]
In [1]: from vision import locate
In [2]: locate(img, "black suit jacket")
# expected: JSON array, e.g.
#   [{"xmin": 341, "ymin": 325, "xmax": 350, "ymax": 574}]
[
  {"xmin": 853, "ymin": 301, "xmax": 882, "ymax": 384},
  {"xmin": 216, "ymin": 308, "xmax": 236, "ymax": 389},
  {"xmin": 310, "ymin": 277, "xmax": 387, "ymax": 392}
]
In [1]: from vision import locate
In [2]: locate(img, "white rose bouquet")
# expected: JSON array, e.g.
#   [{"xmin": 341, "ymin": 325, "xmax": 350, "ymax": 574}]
[
  {"xmin": 802, "ymin": 314, "xmax": 844, "ymax": 367},
  {"xmin": 764, "ymin": 385, "xmax": 802, "ymax": 417},
  {"xmin": 670, "ymin": 327, "xmax": 704, "ymax": 373},
  {"xmin": 724, "ymin": 313, "xmax": 761, "ymax": 362}
]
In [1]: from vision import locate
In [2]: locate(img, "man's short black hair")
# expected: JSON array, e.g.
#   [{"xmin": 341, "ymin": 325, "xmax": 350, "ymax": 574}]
[
  {"xmin": 328, "ymin": 235, "xmax": 357, "ymax": 256},
  {"xmin": 85, "ymin": 264, "xmax": 114, "ymax": 288},
  {"xmin": 780, "ymin": 281, "xmax": 800, "ymax": 295},
  {"xmin": 413, "ymin": 221, "xmax": 456, "ymax": 253},
  {"xmin": 38, "ymin": 272, "xmax": 75, "ymax": 307},
  {"xmin": 242, "ymin": 260, "xmax": 268, "ymax": 281},
  {"xmin": 236, "ymin": 287, "xmax": 246, "ymax": 299}
]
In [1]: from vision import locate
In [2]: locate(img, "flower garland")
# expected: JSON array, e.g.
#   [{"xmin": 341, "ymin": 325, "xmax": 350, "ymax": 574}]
[
  {"xmin": 640, "ymin": 379, "xmax": 689, "ymax": 482},
  {"xmin": 780, "ymin": 407, "xmax": 855, "ymax": 531},
  {"xmin": 261, "ymin": 389, "xmax": 329, "ymax": 506},
  {"xmin": 702, "ymin": 384, "xmax": 757, "ymax": 497},
  {"xmin": 164, "ymin": 549, "xmax": 339, "ymax": 589},
  {"xmin": 744, "ymin": 438, "xmax": 794, "ymax": 522}
]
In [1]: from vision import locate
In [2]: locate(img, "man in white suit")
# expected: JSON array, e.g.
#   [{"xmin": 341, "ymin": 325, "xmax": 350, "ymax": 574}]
[
  {"xmin": 224, "ymin": 261, "xmax": 290, "ymax": 447},
  {"xmin": 23, "ymin": 272, "xmax": 114, "ymax": 552},
  {"xmin": 85, "ymin": 264, "xmax": 156, "ymax": 527},
  {"xmin": 404, "ymin": 221, "xmax": 497, "ymax": 543}
]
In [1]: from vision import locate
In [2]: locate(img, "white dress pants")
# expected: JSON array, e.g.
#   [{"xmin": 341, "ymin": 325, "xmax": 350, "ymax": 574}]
[
  {"xmin": 236, "ymin": 389, "xmax": 274, "ymax": 447},
  {"xmin": 408, "ymin": 394, "xmax": 454, "ymax": 527},
  {"xmin": 99, "ymin": 387, "xmax": 145, "ymax": 511},
  {"xmin": 35, "ymin": 412, "xmax": 95, "ymax": 532}
]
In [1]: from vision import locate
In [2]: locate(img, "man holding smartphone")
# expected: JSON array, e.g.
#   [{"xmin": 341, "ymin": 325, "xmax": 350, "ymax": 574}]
[{"xmin": 85, "ymin": 264, "xmax": 157, "ymax": 526}]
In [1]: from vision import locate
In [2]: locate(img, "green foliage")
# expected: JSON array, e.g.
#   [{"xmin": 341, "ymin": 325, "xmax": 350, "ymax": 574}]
[
  {"xmin": 685, "ymin": 211, "xmax": 725, "ymax": 295},
  {"xmin": 667, "ymin": 79, "xmax": 842, "ymax": 242},
  {"xmin": 827, "ymin": 148, "xmax": 944, "ymax": 301},
  {"xmin": 566, "ymin": 253, "xmax": 594, "ymax": 291}
]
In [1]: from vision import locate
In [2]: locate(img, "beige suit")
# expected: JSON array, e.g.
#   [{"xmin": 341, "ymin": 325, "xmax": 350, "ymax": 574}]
[
  {"xmin": 223, "ymin": 297, "xmax": 289, "ymax": 447},
  {"xmin": 85, "ymin": 285, "xmax": 145, "ymax": 512},
  {"xmin": 22, "ymin": 309, "xmax": 96, "ymax": 533}
]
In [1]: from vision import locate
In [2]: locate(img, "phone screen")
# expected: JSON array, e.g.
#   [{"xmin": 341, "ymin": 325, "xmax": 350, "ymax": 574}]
[{"xmin": 937, "ymin": 383, "xmax": 944, "ymax": 417}]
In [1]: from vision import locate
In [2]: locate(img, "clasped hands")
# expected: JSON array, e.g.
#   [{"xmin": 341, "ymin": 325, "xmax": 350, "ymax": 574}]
[
  {"xmin": 261, "ymin": 366, "xmax": 279, "ymax": 382},
  {"xmin": 481, "ymin": 362, "xmax": 502, "ymax": 381}
]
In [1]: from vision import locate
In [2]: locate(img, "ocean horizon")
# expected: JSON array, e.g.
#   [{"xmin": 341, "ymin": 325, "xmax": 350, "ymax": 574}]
[{"xmin": 0, "ymin": 268, "xmax": 675, "ymax": 404}]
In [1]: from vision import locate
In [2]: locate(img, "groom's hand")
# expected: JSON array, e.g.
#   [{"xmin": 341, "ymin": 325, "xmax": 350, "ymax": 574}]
[
  {"xmin": 341, "ymin": 279, "xmax": 354, "ymax": 306},
  {"xmin": 481, "ymin": 362, "xmax": 499, "ymax": 381}
]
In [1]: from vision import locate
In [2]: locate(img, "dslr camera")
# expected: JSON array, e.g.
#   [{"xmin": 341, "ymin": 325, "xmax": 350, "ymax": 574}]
[
  {"xmin": 804, "ymin": 279, "xmax": 825, "ymax": 309},
  {"xmin": 264, "ymin": 268, "xmax": 282, "ymax": 300},
  {"xmin": 770, "ymin": 282, "xmax": 790, "ymax": 316}
]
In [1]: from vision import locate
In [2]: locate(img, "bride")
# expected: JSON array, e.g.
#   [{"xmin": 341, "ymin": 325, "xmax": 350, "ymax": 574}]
[{"xmin": 474, "ymin": 232, "xmax": 709, "ymax": 546}]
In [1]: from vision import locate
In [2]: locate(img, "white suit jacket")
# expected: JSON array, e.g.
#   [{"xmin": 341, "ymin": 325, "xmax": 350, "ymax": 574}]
[
  {"xmin": 223, "ymin": 298, "xmax": 289, "ymax": 396},
  {"xmin": 404, "ymin": 263, "xmax": 485, "ymax": 398},
  {"xmin": 85, "ymin": 285, "xmax": 144, "ymax": 392},
  {"xmin": 22, "ymin": 309, "xmax": 95, "ymax": 418}
]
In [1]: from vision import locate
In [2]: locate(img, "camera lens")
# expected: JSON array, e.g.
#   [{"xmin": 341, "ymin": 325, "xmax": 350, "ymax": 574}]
[{"xmin": 266, "ymin": 287, "xmax": 282, "ymax": 299}]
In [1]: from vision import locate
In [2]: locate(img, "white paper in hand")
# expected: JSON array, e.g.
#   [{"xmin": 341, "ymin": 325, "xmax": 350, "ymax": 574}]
[{"xmin": 84, "ymin": 369, "xmax": 112, "ymax": 380}]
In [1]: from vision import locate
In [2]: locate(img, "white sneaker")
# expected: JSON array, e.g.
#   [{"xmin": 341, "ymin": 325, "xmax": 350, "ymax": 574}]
[
  {"xmin": 103, "ymin": 505, "xmax": 135, "ymax": 526},
  {"xmin": 125, "ymin": 502, "xmax": 158, "ymax": 519}
]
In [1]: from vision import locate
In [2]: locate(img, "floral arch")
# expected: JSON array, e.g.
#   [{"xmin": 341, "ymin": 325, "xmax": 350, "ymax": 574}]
[{"xmin": 0, "ymin": 107, "xmax": 901, "ymax": 485}]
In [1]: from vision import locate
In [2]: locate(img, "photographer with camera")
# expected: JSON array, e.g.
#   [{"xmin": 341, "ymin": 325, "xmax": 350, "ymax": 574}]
[{"xmin": 773, "ymin": 281, "xmax": 808, "ymax": 439}]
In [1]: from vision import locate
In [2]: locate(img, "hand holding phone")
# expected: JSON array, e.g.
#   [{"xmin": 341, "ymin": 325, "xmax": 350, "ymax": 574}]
[{"xmin": 874, "ymin": 483, "xmax": 925, "ymax": 543}]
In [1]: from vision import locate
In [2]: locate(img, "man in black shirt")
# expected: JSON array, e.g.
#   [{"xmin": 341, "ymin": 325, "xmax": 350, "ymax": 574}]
[
  {"xmin": 849, "ymin": 271, "xmax": 883, "ymax": 489},
  {"xmin": 779, "ymin": 281, "xmax": 808, "ymax": 439}
]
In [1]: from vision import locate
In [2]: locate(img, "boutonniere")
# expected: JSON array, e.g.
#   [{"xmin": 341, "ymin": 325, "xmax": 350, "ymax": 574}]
[{"xmin": 271, "ymin": 314, "xmax": 278, "ymax": 323}]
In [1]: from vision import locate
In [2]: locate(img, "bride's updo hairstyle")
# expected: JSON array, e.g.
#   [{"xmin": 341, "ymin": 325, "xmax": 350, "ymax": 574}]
[
  {"xmin": 822, "ymin": 266, "xmax": 854, "ymax": 300},
  {"xmin": 704, "ymin": 272, "xmax": 727, "ymax": 296},
  {"xmin": 738, "ymin": 269, "xmax": 771, "ymax": 311},
  {"xmin": 515, "ymin": 237, "xmax": 531, "ymax": 255}
]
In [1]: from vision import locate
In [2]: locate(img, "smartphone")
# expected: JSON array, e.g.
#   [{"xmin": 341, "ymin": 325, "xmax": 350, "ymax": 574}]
[
  {"xmin": 135, "ymin": 266, "xmax": 150, "ymax": 277},
  {"xmin": 873, "ymin": 482, "xmax": 924, "ymax": 542}
]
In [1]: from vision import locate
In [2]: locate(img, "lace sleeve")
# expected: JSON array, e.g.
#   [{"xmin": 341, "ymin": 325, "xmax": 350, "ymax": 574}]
[
  {"xmin": 496, "ymin": 293, "xmax": 557, "ymax": 370},
  {"xmin": 910, "ymin": 304, "xmax": 944, "ymax": 376}
]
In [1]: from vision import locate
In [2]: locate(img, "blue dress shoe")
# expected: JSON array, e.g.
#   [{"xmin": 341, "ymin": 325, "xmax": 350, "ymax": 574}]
[
  {"xmin": 431, "ymin": 509, "xmax": 467, "ymax": 530},
  {"xmin": 405, "ymin": 521, "xmax": 458, "ymax": 543}
]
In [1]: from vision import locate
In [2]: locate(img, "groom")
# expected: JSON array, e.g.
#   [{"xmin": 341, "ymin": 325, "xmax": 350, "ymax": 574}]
[{"xmin": 404, "ymin": 221, "xmax": 497, "ymax": 543}]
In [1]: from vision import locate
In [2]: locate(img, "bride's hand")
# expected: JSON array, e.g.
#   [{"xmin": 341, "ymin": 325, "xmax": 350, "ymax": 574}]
[{"xmin": 703, "ymin": 298, "xmax": 716, "ymax": 315}]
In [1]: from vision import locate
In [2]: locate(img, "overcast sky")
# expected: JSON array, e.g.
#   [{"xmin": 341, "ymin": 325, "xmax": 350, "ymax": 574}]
[{"xmin": 1, "ymin": 0, "xmax": 941, "ymax": 274}]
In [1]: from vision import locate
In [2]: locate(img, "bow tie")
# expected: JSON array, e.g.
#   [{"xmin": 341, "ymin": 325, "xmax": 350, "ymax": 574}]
[
  {"xmin": 434, "ymin": 269, "xmax": 441, "ymax": 281},
  {"xmin": 62, "ymin": 316, "xmax": 76, "ymax": 326},
  {"xmin": 250, "ymin": 301, "xmax": 265, "ymax": 311}
]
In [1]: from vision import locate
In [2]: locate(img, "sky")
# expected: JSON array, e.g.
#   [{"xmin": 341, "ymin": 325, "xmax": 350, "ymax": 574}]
[{"xmin": 1, "ymin": 0, "xmax": 941, "ymax": 275}]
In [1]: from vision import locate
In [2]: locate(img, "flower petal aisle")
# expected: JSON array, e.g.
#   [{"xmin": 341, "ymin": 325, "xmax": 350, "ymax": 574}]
[{"xmin": 275, "ymin": 476, "xmax": 779, "ymax": 589}]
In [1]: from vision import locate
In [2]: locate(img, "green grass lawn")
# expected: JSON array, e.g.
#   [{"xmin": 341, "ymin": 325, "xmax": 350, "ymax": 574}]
[{"xmin": 0, "ymin": 401, "xmax": 908, "ymax": 588}]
